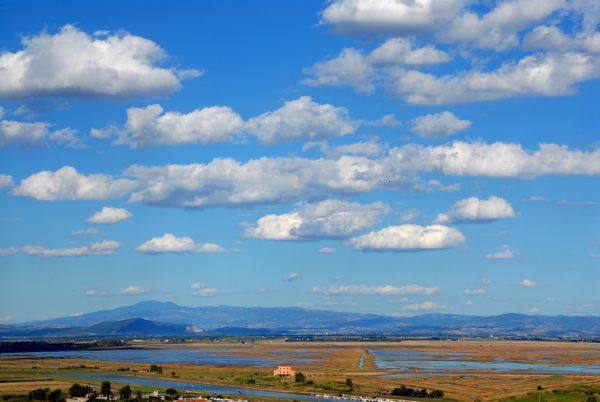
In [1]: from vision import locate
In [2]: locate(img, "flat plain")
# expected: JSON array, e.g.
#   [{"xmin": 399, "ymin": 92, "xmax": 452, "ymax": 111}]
[{"xmin": 1, "ymin": 340, "xmax": 599, "ymax": 401}]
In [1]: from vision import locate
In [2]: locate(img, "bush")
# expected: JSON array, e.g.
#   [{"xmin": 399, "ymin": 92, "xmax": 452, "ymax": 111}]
[
  {"xmin": 345, "ymin": 378, "xmax": 353, "ymax": 390},
  {"xmin": 119, "ymin": 385, "xmax": 132, "ymax": 401},
  {"xmin": 47, "ymin": 390, "xmax": 62, "ymax": 402},
  {"xmin": 28, "ymin": 389, "xmax": 49, "ymax": 401},
  {"xmin": 69, "ymin": 384, "xmax": 92, "ymax": 398},
  {"xmin": 294, "ymin": 372, "xmax": 305, "ymax": 383},
  {"xmin": 149, "ymin": 365, "xmax": 163, "ymax": 374},
  {"xmin": 429, "ymin": 389, "xmax": 444, "ymax": 398},
  {"xmin": 100, "ymin": 382, "xmax": 111, "ymax": 397}
]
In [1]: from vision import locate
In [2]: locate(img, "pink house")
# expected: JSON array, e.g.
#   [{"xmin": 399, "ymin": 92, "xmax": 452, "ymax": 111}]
[{"xmin": 273, "ymin": 365, "xmax": 296, "ymax": 377}]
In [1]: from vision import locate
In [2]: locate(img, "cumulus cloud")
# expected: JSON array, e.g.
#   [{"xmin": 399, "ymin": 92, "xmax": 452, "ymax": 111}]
[
  {"xmin": 303, "ymin": 39, "xmax": 450, "ymax": 92},
  {"xmin": 317, "ymin": 246, "xmax": 335, "ymax": 254},
  {"xmin": 21, "ymin": 240, "xmax": 119, "ymax": 257},
  {"xmin": 93, "ymin": 104, "xmax": 244, "ymax": 148},
  {"xmin": 321, "ymin": 0, "xmax": 466, "ymax": 35},
  {"xmin": 14, "ymin": 141, "xmax": 600, "ymax": 206},
  {"xmin": 410, "ymin": 111, "xmax": 471, "ymax": 140},
  {"xmin": 190, "ymin": 282, "xmax": 218, "ymax": 297},
  {"xmin": 435, "ymin": 196, "xmax": 516, "ymax": 224},
  {"xmin": 136, "ymin": 233, "xmax": 225, "ymax": 254},
  {"xmin": 246, "ymin": 96, "xmax": 360, "ymax": 145},
  {"xmin": 0, "ymin": 119, "xmax": 81, "ymax": 147},
  {"xmin": 520, "ymin": 278, "xmax": 536, "ymax": 287},
  {"xmin": 524, "ymin": 25, "xmax": 600, "ymax": 53},
  {"xmin": 485, "ymin": 244, "xmax": 516, "ymax": 260},
  {"xmin": 348, "ymin": 224, "xmax": 465, "ymax": 252},
  {"xmin": 464, "ymin": 288, "xmax": 485, "ymax": 295},
  {"xmin": 86, "ymin": 207, "xmax": 132, "ymax": 224},
  {"xmin": 403, "ymin": 301, "xmax": 438, "ymax": 311},
  {"xmin": 245, "ymin": 199, "xmax": 389, "ymax": 240},
  {"xmin": 309, "ymin": 139, "xmax": 388, "ymax": 159},
  {"xmin": 13, "ymin": 166, "xmax": 134, "ymax": 201},
  {"xmin": 440, "ymin": 0, "xmax": 566, "ymax": 51},
  {"xmin": 0, "ymin": 25, "xmax": 190, "ymax": 100},
  {"xmin": 391, "ymin": 52, "xmax": 600, "ymax": 104},
  {"xmin": 312, "ymin": 283, "xmax": 439, "ymax": 296}
]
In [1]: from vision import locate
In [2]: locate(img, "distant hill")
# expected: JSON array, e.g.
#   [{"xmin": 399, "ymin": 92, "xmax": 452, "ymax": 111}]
[{"xmin": 3, "ymin": 300, "xmax": 599, "ymax": 339}]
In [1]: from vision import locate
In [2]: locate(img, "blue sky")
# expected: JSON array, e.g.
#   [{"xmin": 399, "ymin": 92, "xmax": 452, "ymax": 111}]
[{"xmin": 0, "ymin": 0, "xmax": 598, "ymax": 322}]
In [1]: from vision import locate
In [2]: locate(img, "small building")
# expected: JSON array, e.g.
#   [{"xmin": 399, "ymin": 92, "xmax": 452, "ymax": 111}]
[{"xmin": 273, "ymin": 365, "xmax": 296, "ymax": 377}]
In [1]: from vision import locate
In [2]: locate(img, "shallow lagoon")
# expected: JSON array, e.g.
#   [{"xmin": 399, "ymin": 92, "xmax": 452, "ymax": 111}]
[
  {"xmin": 1, "ymin": 348, "xmax": 315, "ymax": 367},
  {"xmin": 369, "ymin": 349, "xmax": 600, "ymax": 376}
]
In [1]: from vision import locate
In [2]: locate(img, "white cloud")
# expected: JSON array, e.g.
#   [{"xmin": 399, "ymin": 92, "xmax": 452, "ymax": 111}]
[
  {"xmin": 136, "ymin": 233, "xmax": 225, "ymax": 254},
  {"xmin": 21, "ymin": 240, "xmax": 119, "ymax": 257},
  {"xmin": 0, "ymin": 247, "xmax": 18, "ymax": 256},
  {"xmin": 312, "ymin": 283, "xmax": 439, "ymax": 296},
  {"xmin": 246, "ymin": 96, "xmax": 360, "ymax": 145},
  {"xmin": 285, "ymin": 273, "xmax": 301, "ymax": 282},
  {"xmin": 403, "ymin": 301, "xmax": 438, "ymax": 311},
  {"xmin": 410, "ymin": 111, "xmax": 471, "ymax": 140},
  {"xmin": 348, "ymin": 224, "xmax": 465, "ymax": 252},
  {"xmin": 190, "ymin": 282, "xmax": 217, "ymax": 297},
  {"xmin": 95, "ymin": 104, "xmax": 244, "ymax": 148},
  {"xmin": 369, "ymin": 37, "xmax": 451, "ymax": 66},
  {"xmin": 400, "ymin": 209, "xmax": 420, "ymax": 223},
  {"xmin": 321, "ymin": 0, "xmax": 466, "ymax": 35},
  {"xmin": 485, "ymin": 244, "xmax": 516, "ymax": 260},
  {"xmin": 0, "ymin": 175, "xmax": 13, "ymax": 189},
  {"xmin": 435, "ymin": 196, "xmax": 515, "ymax": 224},
  {"xmin": 118, "ymin": 285, "xmax": 149, "ymax": 295},
  {"xmin": 391, "ymin": 52, "xmax": 600, "ymax": 104},
  {"xmin": 14, "ymin": 166, "xmax": 134, "ymax": 201},
  {"xmin": 245, "ymin": 199, "xmax": 389, "ymax": 240},
  {"xmin": 481, "ymin": 278, "xmax": 492, "ymax": 285},
  {"xmin": 86, "ymin": 207, "xmax": 132, "ymax": 224},
  {"xmin": 390, "ymin": 141, "xmax": 600, "ymax": 178},
  {"xmin": 528, "ymin": 306, "xmax": 540, "ymax": 313},
  {"xmin": 302, "ymin": 48, "xmax": 375, "ymax": 93},
  {"xmin": 441, "ymin": 0, "xmax": 566, "ymax": 51},
  {"xmin": 464, "ymin": 288, "xmax": 485, "ymax": 295},
  {"xmin": 520, "ymin": 278, "xmax": 536, "ymax": 287},
  {"xmin": 317, "ymin": 246, "xmax": 335, "ymax": 254},
  {"xmin": 0, "ymin": 119, "xmax": 82, "ymax": 148},
  {"xmin": 524, "ymin": 25, "xmax": 600, "ymax": 53},
  {"xmin": 303, "ymin": 40, "xmax": 449, "ymax": 92},
  {"xmin": 0, "ymin": 25, "xmax": 188, "ymax": 100},
  {"xmin": 369, "ymin": 114, "xmax": 401, "ymax": 127},
  {"xmin": 14, "ymin": 141, "xmax": 600, "ymax": 206}
]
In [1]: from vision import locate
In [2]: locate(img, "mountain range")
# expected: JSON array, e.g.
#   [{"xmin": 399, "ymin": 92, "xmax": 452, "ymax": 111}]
[{"xmin": 2, "ymin": 300, "xmax": 599, "ymax": 339}]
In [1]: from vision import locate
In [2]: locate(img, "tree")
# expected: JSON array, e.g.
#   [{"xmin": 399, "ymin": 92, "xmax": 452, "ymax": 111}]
[
  {"xmin": 48, "ymin": 390, "xmax": 63, "ymax": 402},
  {"xmin": 164, "ymin": 389, "xmax": 178, "ymax": 398},
  {"xmin": 100, "ymin": 381, "xmax": 112, "ymax": 397},
  {"xmin": 429, "ymin": 389, "xmax": 444, "ymax": 398},
  {"xmin": 70, "ymin": 384, "xmax": 93, "ymax": 398},
  {"xmin": 28, "ymin": 388, "xmax": 49, "ymax": 400},
  {"xmin": 294, "ymin": 372, "xmax": 305, "ymax": 383},
  {"xmin": 345, "ymin": 378, "xmax": 353, "ymax": 390},
  {"xmin": 149, "ymin": 365, "xmax": 162, "ymax": 374},
  {"xmin": 119, "ymin": 385, "xmax": 132, "ymax": 401}
]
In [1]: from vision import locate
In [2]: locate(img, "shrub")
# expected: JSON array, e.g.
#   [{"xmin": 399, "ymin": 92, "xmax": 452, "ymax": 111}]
[
  {"xmin": 28, "ymin": 389, "xmax": 49, "ymax": 401},
  {"xmin": 294, "ymin": 372, "xmax": 305, "ymax": 383}
]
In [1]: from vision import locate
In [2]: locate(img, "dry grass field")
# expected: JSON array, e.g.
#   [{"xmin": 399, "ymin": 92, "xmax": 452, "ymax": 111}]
[{"xmin": 1, "ymin": 340, "xmax": 599, "ymax": 401}]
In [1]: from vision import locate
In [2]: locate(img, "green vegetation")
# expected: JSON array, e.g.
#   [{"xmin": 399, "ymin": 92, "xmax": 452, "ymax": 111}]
[
  {"xmin": 100, "ymin": 381, "xmax": 111, "ymax": 397},
  {"xmin": 26, "ymin": 389, "xmax": 64, "ymax": 402},
  {"xmin": 294, "ymin": 372, "xmax": 305, "ymax": 383},
  {"xmin": 69, "ymin": 383, "xmax": 92, "ymax": 397},
  {"xmin": 119, "ymin": 385, "xmax": 132, "ymax": 401},
  {"xmin": 390, "ymin": 385, "xmax": 444, "ymax": 398},
  {"xmin": 149, "ymin": 365, "xmax": 162, "ymax": 374}
]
